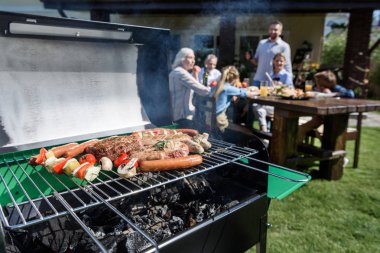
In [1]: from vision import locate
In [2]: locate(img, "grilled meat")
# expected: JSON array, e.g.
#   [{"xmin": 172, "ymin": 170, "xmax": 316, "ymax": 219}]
[
  {"xmin": 129, "ymin": 140, "xmax": 189, "ymax": 161},
  {"xmin": 86, "ymin": 135, "xmax": 143, "ymax": 161}
]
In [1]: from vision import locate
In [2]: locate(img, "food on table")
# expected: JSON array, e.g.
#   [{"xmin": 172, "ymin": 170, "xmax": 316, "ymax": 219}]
[{"xmin": 275, "ymin": 86, "xmax": 306, "ymax": 99}]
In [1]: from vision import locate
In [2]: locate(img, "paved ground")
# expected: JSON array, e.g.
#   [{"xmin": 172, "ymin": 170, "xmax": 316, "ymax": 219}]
[{"xmin": 349, "ymin": 111, "xmax": 380, "ymax": 127}]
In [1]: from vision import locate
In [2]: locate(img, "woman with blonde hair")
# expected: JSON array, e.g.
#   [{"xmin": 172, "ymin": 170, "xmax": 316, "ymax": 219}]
[{"xmin": 211, "ymin": 65, "xmax": 256, "ymax": 132}]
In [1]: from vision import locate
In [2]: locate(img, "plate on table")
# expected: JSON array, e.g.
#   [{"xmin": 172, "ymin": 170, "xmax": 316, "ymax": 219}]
[
  {"xmin": 306, "ymin": 91, "xmax": 337, "ymax": 98},
  {"xmin": 279, "ymin": 95, "xmax": 310, "ymax": 100}
]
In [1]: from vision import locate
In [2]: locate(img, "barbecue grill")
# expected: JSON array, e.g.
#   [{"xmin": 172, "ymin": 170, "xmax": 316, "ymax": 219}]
[{"xmin": 0, "ymin": 11, "xmax": 310, "ymax": 253}]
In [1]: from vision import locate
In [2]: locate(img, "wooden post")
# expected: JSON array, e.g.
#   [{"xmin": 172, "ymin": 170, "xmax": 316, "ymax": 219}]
[
  {"xmin": 343, "ymin": 9, "xmax": 373, "ymax": 98},
  {"xmin": 219, "ymin": 13, "xmax": 236, "ymax": 67},
  {"xmin": 270, "ymin": 109, "xmax": 299, "ymax": 164},
  {"xmin": 320, "ymin": 114, "xmax": 349, "ymax": 180}
]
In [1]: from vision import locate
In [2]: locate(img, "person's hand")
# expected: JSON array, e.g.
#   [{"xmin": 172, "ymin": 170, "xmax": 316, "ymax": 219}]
[
  {"xmin": 322, "ymin": 88, "xmax": 332, "ymax": 93},
  {"xmin": 193, "ymin": 65, "xmax": 201, "ymax": 74}
]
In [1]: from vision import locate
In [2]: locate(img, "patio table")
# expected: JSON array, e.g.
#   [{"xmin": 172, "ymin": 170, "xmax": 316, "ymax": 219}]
[{"xmin": 251, "ymin": 96, "xmax": 380, "ymax": 180}]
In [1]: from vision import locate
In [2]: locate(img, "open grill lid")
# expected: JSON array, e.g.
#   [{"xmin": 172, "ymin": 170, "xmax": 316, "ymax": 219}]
[{"xmin": 0, "ymin": 11, "xmax": 172, "ymax": 153}]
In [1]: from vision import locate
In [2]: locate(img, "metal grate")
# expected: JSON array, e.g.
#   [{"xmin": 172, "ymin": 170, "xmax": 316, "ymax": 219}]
[
  {"xmin": 0, "ymin": 139, "xmax": 256, "ymax": 230},
  {"xmin": 0, "ymin": 138, "xmax": 310, "ymax": 252}
]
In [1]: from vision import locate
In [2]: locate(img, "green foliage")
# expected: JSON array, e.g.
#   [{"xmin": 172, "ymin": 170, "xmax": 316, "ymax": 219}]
[
  {"xmin": 368, "ymin": 47, "xmax": 380, "ymax": 99},
  {"xmin": 321, "ymin": 32, "xmax": 347, "ymax": 67},
  {"xmin": 246, "ymin": 125, "xmax": 380, "ymax": 253}
]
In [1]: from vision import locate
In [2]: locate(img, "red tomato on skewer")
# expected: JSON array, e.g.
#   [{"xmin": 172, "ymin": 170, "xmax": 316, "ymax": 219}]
[
  {"xmin": 113, "ymin": 153, "xmax": 128, "ymax": 167},
  {"xmin": 79, "ymin": 154, "xmax": 97, "ymax": 165}
]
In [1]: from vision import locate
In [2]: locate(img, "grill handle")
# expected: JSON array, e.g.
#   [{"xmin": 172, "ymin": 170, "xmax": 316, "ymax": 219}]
[{"xmin": 233, "ymin": 158, "xmax": 310, "ymax": 183}]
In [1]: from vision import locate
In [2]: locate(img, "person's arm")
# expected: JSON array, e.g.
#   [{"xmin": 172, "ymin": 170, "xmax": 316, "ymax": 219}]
[
  {"xmin": 284, "ymin": 72, "xmax": 294, "ymax": 87},
  {"xmin": 179, "ymin": 69, "xmax": 210, "ymax": 96},
  {"xmin": 334, "ymin": 85, "xmax": 355, "ymax": 98},
  {"xmin": 283, "ymin": 44, "xmax": 292, "ymax": 74},
  {"xmin": 225, "ymin": 85, "xmax": 249, "ymax": 97}
]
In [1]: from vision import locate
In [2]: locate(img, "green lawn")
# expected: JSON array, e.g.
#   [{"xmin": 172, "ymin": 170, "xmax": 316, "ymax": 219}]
[{"xmin": 247, "ymin": 127, "xmax": 380, "ymax": 253}]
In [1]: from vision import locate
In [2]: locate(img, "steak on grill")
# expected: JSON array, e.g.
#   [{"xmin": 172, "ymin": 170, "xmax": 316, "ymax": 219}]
[{"xmin": 86, "ymin": 135, "xmax": 143, "ymax": 161}]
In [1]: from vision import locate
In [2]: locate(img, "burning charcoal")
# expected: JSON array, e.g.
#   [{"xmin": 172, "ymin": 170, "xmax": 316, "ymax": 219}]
[
  {"xmin": 224, "ymin": 200, "xmax": 239, "ymax": 209},
  {"xmin": 125, "ymin": 231, "xmax": 151, "ymax": 253},
  {"xmin": 196, "ymin": 210, "xmax": 205, "ymax": 223},
  {"xmin": 114, "ymin": 219, "xmax": 128, "ymax": 235},
  {"xmin": 168, "ymin": 216, "xmax": 184, "ymax": 233},
  {"xmin": 188, "ymin": 215, "xmax": 197, "ymax": 227},
  {"xmin": 130, "ymin": 203, "xmax": 147, "ymax": 216}
]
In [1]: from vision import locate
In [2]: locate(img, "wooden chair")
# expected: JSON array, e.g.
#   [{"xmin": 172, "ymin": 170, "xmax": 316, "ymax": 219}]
[{"xmin": 304, "ymin": 112, "xmax": 366, "ymax": 168}]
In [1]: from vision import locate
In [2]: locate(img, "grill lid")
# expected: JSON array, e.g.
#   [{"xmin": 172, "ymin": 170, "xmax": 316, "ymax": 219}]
[{"xmin": 0, "ymin": 11, "xmax": 172, "ymax": 153}]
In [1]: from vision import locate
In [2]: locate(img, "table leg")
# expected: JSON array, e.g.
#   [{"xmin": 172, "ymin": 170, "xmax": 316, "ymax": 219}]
[
  {"xmin": 269, "ymin": 109, "xmax": 299, "ymax": 164},
  {"xmin": 320, "ymin": 114, "xmax": 349, "ymax": 180}
]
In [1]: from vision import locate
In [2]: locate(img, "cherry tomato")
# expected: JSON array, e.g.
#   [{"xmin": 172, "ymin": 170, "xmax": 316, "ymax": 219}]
[
  {"xmin": 77, "ymin": 162, "xmax": 92, "ymax": 180},
  {"xmin": 114, "ymin": 153, "xmax": 128, "ymax": 167},
  {"xmin": 79, "ymin": 154, "xmax": 97, "ymax": 165},
  {"xmin": 35, "ymin": 147, "xmax": 47, "ymax": 164}
]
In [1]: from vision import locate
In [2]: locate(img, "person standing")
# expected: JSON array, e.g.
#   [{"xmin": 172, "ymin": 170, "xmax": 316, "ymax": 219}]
[
  {"xmin": 169, "ymin": 48, "xmax": 210, "ymax": 129},
  {"xmin": 249, "ymin": 20, "xmax": 292, "ymax": 86},
  {"xmin": 193, "ymin": 54, "xmax": 222, "ymax": 132}
]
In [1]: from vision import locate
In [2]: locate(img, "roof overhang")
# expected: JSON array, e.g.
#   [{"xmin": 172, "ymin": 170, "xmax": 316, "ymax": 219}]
[{"xmin": 40, "ymin": 0, "xmax": 380, "ymax": 14}]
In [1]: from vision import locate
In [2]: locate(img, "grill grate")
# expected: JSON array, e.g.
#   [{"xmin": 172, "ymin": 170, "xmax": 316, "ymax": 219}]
[
  {"xmin": 0, "ymin": 139, "xmax": 257, "ymax": 230},
  {"xmin": 0, "ymin": 138, "xmax": 309, "ymax": 253}
]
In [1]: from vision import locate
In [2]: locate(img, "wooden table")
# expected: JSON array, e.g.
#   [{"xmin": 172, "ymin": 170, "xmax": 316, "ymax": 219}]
[{"xmin": 252, "ymin": 96, "xmax": 380, "ymax": 180}]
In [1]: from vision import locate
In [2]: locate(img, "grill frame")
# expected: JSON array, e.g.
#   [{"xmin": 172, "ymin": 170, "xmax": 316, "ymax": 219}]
[{"xmin": 0, "ymin": 138, "xmax": 309, "ymax": 253}]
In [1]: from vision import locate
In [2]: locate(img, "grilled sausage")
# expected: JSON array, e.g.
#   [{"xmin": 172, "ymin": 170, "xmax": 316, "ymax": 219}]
[
  {"xmin": 176, "ymin": 129, "xmax": 199, "ymax": 136},
  {"xmin": 50, "ymin": 143, "xmax": 79, "ymax": 158},
  {"xmin": 139, "ymin": 154, "xmax": 203, "ymax": 172},
  {"xmin": 64, "ymin": 139, "xmax": 100, "ymax": 158}
]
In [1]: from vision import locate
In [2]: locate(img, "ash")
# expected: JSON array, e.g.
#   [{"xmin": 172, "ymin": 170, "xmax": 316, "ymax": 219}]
[{"xmin": 5, "ymin": 174, "xmax": 240, "ymax": 253}]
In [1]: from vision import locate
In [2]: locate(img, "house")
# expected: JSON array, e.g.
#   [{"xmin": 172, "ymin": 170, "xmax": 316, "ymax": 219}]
[{"xmin": 2, "ymin": 0, "xmax": 380, "ymax": 96}]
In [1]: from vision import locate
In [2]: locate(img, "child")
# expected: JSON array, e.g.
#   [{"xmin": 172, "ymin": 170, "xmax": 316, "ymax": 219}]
[
  {"xmin": 272, "ymin": 53, "xmax": 293, "ymax": 86},
  {"xmin": 211, "ymin": 66, "xmax": 256, "ymax": 133},
  {"xmin": 253, "ymin": 53, "xmax": 293, "ymax": 132},
  {"xmin": 298, "ymin": 70, "xmax": 355, "ymax": 144},
  {"xmin": 313, "ymin": 70, "xmax": 354, "ymax": 98}
]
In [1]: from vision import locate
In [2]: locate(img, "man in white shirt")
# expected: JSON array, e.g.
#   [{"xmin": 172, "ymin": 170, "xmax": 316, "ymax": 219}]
[
  {"xmin": 249, "ymin": 21, "xmax": 292, "ymax": 134},
  {"xmin": 251, "ymin": 20, "xmax": 292, "ymax": 86}
]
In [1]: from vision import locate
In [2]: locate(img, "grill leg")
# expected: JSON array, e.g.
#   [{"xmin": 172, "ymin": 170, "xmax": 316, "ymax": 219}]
[{"xmin": 256, "ymin": 214, "xmax": 267, "ymax": 253}]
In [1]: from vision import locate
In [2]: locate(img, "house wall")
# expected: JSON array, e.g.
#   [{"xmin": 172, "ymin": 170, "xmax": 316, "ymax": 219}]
[{"xmin": 113, "ymin": 13, "xmax": 325, "ymax": 65}]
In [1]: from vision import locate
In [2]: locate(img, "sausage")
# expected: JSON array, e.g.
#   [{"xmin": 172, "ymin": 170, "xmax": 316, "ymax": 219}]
[
  {"xmin": 139, "ymin": 154, "xmax": 203, "ymax": 172},
  {"xmin": 50, "ymin": 143, "xmax": 79, "ymax": 158},
  {"xmin": 175, "ymin": 129, "xmax": 199, "ymax": 136},
  {"xmin": 64, "ymin": 139, "xmax": 100, "ymax": 158}
]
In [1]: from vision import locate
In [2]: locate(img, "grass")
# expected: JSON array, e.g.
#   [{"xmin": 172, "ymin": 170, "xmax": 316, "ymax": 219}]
[{"xmin": 246, "ymin": 126, "xmax": 380, "ymax": 253}]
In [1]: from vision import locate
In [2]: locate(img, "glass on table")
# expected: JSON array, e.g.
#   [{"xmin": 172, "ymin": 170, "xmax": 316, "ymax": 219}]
[
  {"xmin": 305, "ymin": 80, "xmax": 314, "ymax": 92},
  {"xmin": 260, "ymin": 81, "xmax": 269, "ymax": 96},
  {"xmin": 242, "ymin": 78, "xmax": 250, "ymax": 88}
]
